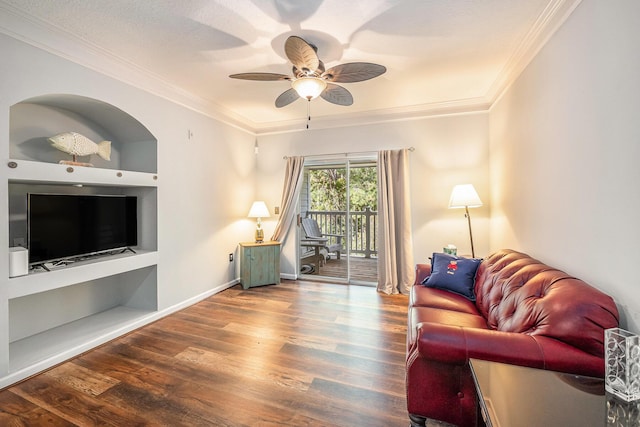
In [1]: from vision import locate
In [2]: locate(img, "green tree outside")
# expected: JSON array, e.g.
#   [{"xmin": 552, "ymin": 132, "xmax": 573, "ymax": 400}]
[{"xmin": 309, "ymin": 166, "xmax": 377, "ymax": 212}]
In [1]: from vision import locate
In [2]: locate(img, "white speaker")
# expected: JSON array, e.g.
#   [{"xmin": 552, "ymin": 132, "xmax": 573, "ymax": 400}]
[{"xmin": 9, "ymin": 247, "xmax": 28, "ymax": 277}]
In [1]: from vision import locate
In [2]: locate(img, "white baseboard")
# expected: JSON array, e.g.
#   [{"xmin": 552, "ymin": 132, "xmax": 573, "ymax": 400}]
[{"xmin": 158, "ymin": 278, "xmax": 239, "ymax": 316}]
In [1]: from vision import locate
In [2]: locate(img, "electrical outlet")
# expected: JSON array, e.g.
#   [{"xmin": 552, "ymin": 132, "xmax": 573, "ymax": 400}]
[{"xmin": 229, "ymin": 253, "xmax": 233, "ymax": 262}]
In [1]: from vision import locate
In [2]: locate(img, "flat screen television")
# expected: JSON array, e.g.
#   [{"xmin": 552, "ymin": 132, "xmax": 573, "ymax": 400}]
[{"xmin": 28, "ymin": 193, "xmax": 138, "ymax": 265}]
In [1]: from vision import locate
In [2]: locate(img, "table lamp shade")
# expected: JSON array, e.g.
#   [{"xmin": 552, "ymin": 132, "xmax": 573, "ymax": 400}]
[
  {"xmin": 248, "ymin": 201, "xmax": 270, "ymax": 218},
  {"xmin": 248, "ymin": 201, "xmax": 270, "ymax": 243}
]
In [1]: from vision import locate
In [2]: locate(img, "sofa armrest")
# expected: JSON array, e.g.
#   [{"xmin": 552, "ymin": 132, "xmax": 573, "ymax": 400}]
[
  {"xmin": 415, "ymin": 322, "xmax": 605, "ymax": 377},
  {"xmin": 416, "ymin": 323, "xmax": 544, "ymax": 367},
  {"xmin": 414, "ymin": 263, "xmax": 431, "ymax": 286}
]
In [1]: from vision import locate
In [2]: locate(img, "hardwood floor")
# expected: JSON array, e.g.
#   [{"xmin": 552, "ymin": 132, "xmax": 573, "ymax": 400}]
[{"xmin": 0, "ymin": 280, "xmax": 411, "ymax": 426}]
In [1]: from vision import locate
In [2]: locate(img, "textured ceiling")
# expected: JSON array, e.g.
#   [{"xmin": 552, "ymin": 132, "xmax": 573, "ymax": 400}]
[{"xmin": 0, "ymin": 0, "xmax": 578, "ymax": 133}]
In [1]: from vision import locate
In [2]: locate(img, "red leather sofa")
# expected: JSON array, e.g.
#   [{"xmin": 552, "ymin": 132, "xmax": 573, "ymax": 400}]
[{"xmin": 406, "ymin": 249, "xmax": 619, "ymax": 427}]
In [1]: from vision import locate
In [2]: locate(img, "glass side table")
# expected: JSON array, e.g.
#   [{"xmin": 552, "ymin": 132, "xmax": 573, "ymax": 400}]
[{"xmin": 470, "ymin": 359, "xmax": 616, "ymax": 427}]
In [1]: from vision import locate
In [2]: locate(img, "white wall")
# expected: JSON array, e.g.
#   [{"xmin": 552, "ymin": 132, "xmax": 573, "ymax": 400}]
[
  {"xmin": 256, "ymin": 112, "xmax": 490, "ymax": 277},
  {"xmin": 489, "ymin": 0, "xmax": 640, "ymax": 331},
  {"xmin": 0, "ymin": 33, "xmax": 256, "ymax": 310}
]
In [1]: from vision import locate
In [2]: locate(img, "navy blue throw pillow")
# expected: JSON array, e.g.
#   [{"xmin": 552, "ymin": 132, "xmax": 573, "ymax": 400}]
[{"xmin": 422, "ymin": 253, "xmax": 482, "ymax": 301}]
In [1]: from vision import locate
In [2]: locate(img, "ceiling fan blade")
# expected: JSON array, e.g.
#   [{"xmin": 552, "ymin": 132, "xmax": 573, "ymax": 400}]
[
  {"xmin": 285, "ymin": 36, "xmax": 319, "ymax": 75},
  {"xmin": 229, "ymin": 72, "xmax": 290, "ymax": 81},
  {"xmin": 275, "ymin": 88, "xmax": 300, "ymax": 108},
  {"xmin": 322, "ymin": 63, "xmax": 386, "ymax": 83},
  {"xmin": 320, "ymin": 83, "xmax": 353, "ymax": 106}
]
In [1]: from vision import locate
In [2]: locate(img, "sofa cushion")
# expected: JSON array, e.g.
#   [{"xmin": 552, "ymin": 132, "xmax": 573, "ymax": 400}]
[
  {"xmin": 410, "ymin": 285, "xmax": 478, "ymax": 315},
  {"xmin": 422, "ymin": 253, "xmax": 481, "ymax": 301}
]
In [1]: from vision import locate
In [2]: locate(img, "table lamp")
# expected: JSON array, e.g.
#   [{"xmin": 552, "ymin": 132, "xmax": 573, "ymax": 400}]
[
  {"xmin": 248, "ymin": 201, "xmax": 270, "ymax": 243},
  {"xmin": 449, "ymin": 184, "xmax": 482, "ymax": 258}
]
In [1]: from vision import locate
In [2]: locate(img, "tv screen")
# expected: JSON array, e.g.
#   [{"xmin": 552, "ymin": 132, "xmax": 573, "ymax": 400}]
[{"xmin": 28, "ymin": 194, "xmax": 137, "ymax": 265}]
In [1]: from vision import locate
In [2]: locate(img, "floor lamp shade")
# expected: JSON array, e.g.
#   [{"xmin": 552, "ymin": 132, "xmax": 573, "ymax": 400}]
[
  {"xmin": 449, "ymin": 184, "xmax": 483, "ymax": 209},
  {"xmin": 248, "ymin": 201, "xmax": 270, "ymax": 243},
  {"xmin": 448, "ymin": 185, "xmax": 482, "ymax": 258}
]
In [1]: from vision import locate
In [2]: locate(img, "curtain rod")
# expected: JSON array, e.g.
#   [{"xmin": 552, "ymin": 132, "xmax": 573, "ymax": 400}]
[{"xmin": 283, "ymin": 147, "xmax": 414, "ymax": 160}]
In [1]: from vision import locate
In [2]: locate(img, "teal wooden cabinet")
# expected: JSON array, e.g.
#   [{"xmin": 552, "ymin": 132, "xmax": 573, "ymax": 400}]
[{"xmin": 239, "ymin": 241, "xmax": 281, "ymax": 289}]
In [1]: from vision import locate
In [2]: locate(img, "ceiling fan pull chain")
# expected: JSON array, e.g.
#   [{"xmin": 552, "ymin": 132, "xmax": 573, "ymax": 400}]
[{"xmin": 307, "ymin": 99, "xmax": 311, "ymax": 129}]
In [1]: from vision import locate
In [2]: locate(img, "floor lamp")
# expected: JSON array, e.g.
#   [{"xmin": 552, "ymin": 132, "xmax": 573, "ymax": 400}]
[{"xmin": 449, "ymin": 184, "xmax": 482, "ymax": 258}]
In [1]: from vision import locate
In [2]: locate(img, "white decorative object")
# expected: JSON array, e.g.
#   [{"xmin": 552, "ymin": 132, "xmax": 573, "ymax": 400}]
[
  {"xmin": 48, "ymin": 132, "xmax": 111, "ymax": 166},
  {"xmin": 605, "ymin": 327, "xmax": 640, "ymax": 401},
  {"xmin": 9, "ymin": 247, "xmax": 28, "ymax": 277}
]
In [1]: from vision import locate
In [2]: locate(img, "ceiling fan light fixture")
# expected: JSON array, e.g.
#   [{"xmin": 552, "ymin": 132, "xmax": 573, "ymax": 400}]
[
  {"xmin": 230, "ymin": 36, "xmax": 385, "ymax": 109},
  {"xmin": 291, "ymin": 76, "xmax": 327, "ymax": 100}
]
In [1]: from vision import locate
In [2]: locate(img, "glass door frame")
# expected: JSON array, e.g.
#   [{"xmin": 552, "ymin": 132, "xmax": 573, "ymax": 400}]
[{"xmin": 298, "ymin": 154, "xmax": 377, "ymax": 286}]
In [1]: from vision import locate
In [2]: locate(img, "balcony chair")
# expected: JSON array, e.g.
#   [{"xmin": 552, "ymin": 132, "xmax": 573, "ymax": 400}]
[{"xmin": 301, "ymin": 217, "xmax": 343, "ymax": 261}]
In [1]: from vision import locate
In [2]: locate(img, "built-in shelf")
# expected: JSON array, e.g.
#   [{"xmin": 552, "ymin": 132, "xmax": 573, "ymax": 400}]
[
  {"xmin": 9, "ymin": 305, "xmax": 157, "ymax": 374},
  {"xmin": 7, "ymin": 263, "xmax": 158, "ymax": 385},
  {"xmin": 6, "ymin": 158, "xmax": 158, "ymax": 187},
  {"xmin": 8, "ymin": 250, "xmax": 158, "ymax": 299}
]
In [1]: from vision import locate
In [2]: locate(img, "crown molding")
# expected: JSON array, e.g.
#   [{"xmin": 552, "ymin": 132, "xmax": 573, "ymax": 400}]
[
  {"xmin": 255, "ymin": 97, "xmax": 493, "ymax": 135},
  {"xmin": 0, "ymin": 0, "xmax": 581, "ymax": 135},
  {"xmin": 485, "ymin": 0, "xmax": 582, "ymax": 106}
]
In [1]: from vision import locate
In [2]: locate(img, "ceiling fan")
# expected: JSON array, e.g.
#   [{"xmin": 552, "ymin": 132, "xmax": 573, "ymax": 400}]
[{"xmin": 229, "ymin": 36, "xmax": 386, "ymax": 108}]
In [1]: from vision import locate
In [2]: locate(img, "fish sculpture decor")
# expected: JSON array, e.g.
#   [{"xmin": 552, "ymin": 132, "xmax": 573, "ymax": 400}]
[{"xmin": 48, "ymin": 132, "xmax": 111, "ymax": 167}]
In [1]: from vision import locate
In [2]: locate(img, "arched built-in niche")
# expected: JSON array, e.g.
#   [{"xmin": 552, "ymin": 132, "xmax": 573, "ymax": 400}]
[{"xmin": 10, "ymin": 94, "xmax": 157, "ymax": 173}]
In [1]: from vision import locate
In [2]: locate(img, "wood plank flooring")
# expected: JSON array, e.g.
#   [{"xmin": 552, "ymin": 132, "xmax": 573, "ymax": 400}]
[{"xmin": 0, "ymin": 280, "xmax": 412, "ymax": 426}]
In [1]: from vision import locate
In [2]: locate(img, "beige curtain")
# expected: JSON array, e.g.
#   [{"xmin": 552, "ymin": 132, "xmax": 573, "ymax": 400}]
[
  {"xmin": 271, "ymin": 156, "xmax": 304, "ymax": 242},
  {"xmin": 377, "ymin": 149, "xmax": 415, "ymax": 294}
]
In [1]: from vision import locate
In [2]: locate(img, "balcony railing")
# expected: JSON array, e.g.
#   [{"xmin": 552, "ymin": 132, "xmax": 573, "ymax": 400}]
[{"xmin": 305, "ymin": 208, "xmax": 377, "ymax": 258}]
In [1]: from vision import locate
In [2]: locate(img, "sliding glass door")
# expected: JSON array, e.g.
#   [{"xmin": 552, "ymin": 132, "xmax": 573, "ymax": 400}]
[{"xmin": 298, "ymin": 157, "xmax": 378, "ymax": 285}]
